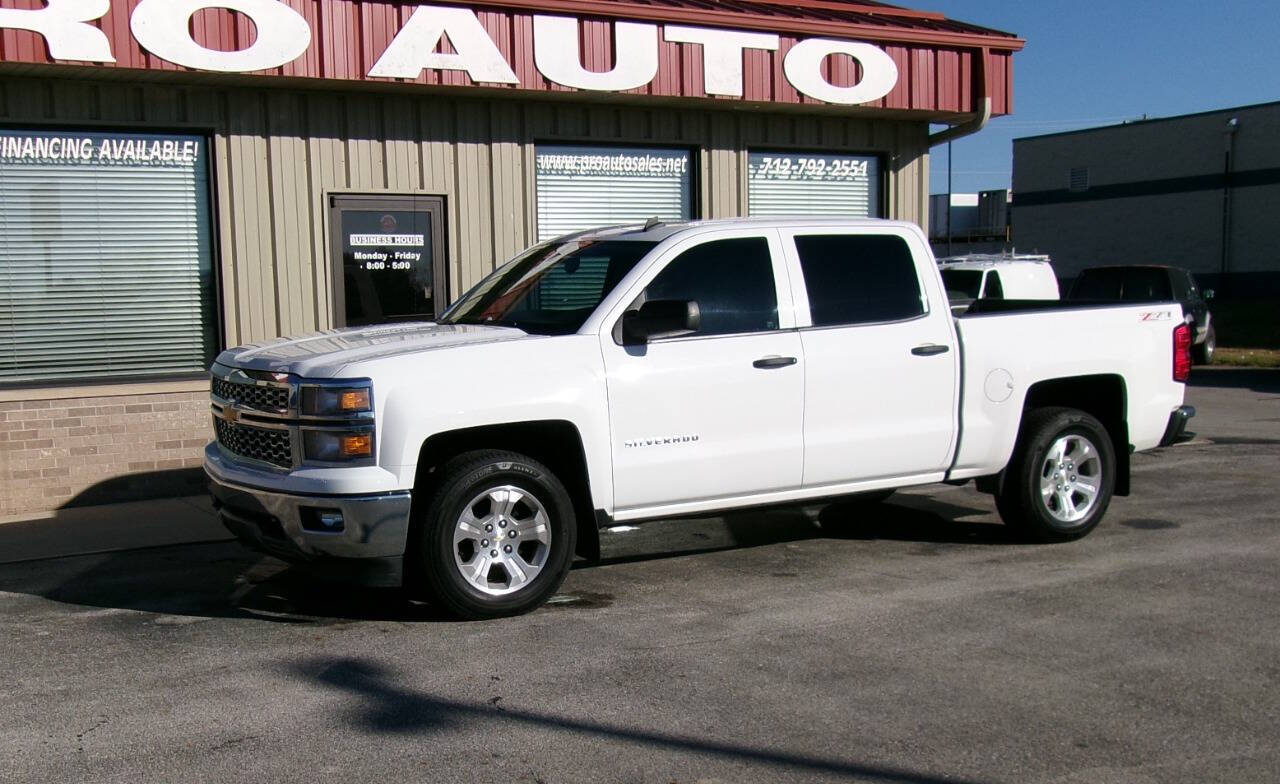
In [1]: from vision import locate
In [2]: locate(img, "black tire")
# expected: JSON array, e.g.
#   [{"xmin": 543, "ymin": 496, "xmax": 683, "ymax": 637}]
[
  {"xmin": 996, "ymin": 407, "xmax": 1115, "ymax": 543},
  {"xmin": 1193, "ymin": 324, "xmax": 1216, "ymax": 365},
  {"xmin": 413, "ymin": 450, "xmax": 576, "ymax": 620}
]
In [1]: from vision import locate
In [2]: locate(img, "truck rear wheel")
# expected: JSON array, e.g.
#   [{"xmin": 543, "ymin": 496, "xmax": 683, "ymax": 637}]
[
  {"xmin": 413, "ymin": 450, "xmax": 576, "ymax": 620},
  {"xmin": 996, "ymin": 407, "xmax": 1115, "ymax": 542},
  {"xmin": 1193, "ymin": 324, "xmax": 1216, "ymax": 365}
]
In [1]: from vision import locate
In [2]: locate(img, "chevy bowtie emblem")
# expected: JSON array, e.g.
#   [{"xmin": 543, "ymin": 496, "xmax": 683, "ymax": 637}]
[{"xmin": 224, "ymin": 407, "xmax": 240, "ymax": 424}]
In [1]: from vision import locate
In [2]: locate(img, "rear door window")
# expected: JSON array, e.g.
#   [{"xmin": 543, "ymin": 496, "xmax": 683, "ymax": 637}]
[{"xmin": 793, "ymin": 234, "xmax": 924, "ymax": 326}]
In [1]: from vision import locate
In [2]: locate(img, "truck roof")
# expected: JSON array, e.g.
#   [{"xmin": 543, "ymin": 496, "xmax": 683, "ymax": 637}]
[
  {"xmin": 936, "ymin": 257, "xmax": 1054, "ymax": 272},
  {"xmin": 563, "ymin": 217, "xmax": 925, "ymax": 244}
]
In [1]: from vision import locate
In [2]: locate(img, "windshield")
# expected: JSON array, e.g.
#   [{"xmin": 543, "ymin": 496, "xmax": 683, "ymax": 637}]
[
  {"xmin": 440, "ymin": 239, "xmax": 657, "ymax": 335},
  {"xmin": 941, "ymin": 269, "xmax": 983, "ymax": 300}
]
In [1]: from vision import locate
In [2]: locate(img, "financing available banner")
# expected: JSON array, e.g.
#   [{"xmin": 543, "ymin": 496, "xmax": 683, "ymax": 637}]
[{"xmin": 0, "ymin": 130, "xmax": 202, "ymax": 167}]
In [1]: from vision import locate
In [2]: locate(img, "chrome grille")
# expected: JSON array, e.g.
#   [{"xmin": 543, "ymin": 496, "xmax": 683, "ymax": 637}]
[
  {"xmin": 212, "ymin": 377, "xmax": 289, "ymax": 412},
  {"xmin": 214, "ymin": 418, "xmax": 293, "ymax": 468}
]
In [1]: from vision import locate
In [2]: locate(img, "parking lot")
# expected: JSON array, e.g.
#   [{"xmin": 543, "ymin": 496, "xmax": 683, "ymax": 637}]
[{"xmin": 2, "ymin": 368, "xmax": 1278, "ymax": 784}]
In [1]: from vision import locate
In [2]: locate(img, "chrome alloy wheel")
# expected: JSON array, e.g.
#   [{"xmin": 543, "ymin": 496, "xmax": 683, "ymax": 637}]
[
  {"xmin": 452, "ymin": 485, "xmax": 551, "ymax": 596},
  {"xmin": 1038, "ymin": 433, "xmax": 1103, "ymax": 526}
]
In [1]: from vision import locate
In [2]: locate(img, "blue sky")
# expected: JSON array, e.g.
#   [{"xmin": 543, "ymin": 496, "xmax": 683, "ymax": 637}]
[{"xmin": 922, "ymin": 0, "xmax": 1280, "ymax": 195}]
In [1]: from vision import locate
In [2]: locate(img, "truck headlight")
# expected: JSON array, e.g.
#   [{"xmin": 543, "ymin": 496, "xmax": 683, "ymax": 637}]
[
  {"xmin": 303, "ymin": 429, "xmax": 375, "ymax": 461},
  {"xmin": 301, "ymin": 383, "xmax": 373, "ymax": 416}
]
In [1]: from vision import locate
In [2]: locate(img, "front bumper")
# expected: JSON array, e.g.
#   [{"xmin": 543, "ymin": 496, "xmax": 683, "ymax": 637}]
[
  {"xmin": 1159, "ymin": 405, "xmax": 1197, "ymax": 447},
  {"xmin": 206, "ymin": 470, "xmax": 413, "ymax": 587}
]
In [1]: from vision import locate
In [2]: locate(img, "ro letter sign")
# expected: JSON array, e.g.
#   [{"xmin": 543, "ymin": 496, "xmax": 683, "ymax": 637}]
[{"xmin": 0, "ymin": 0, "xmax": 900, "ymax": 105}]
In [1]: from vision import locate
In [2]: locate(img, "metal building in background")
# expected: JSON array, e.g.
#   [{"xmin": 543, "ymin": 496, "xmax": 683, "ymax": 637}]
[
  {"xmin": 0, "ymin": 0, "xmax": 1020, "ymax": 515},
  {"xmin": 1012, "ymin": 101, "xmax": 1280, "ymax": 292}
]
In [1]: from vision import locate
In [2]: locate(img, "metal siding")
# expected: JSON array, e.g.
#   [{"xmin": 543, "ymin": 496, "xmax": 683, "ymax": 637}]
[
  {"xmin": 490, "ymin": 101, "xmax": 527, "ymax": 264},
  {"xmin": 304, "ymin": 92, "xmax": 345, "ymax": 327},
  {"xmin": 208, "ymin": 100, "xmax": 241, "ymax": 345},
  {"xmin": 382, "ymin": 96, "xmax": 422, "ymax": 192},
  {"xmin": 265, "ymin": 93, "xmax": 315, "ymax": 337},
  {"xmin": 228, "ymin": 94, "xmax": 278, "ymax": 343},
  {"xmin": 454, "ymin": 101, "xmax": 494, "ymax": 293},
  {"xmin": 709, "ymin": 114, "xmax": 739, "ymax": 218}
]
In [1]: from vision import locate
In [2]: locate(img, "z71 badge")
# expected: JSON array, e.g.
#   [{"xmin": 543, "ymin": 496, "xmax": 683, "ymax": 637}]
[{"xmin": 1139, "ymin": 311, "xmax": 1172, "ymax": 322}]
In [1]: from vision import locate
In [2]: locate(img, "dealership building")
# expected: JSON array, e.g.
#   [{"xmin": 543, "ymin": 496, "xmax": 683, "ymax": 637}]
[{"xmin": 0, "ymin": 0, "xmax": 1020, "ymax": 516}]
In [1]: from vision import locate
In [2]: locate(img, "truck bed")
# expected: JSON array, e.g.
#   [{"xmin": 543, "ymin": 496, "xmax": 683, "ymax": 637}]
[{"xmin": 961, "ymin": 298, "xmax": 1185, "ymax": 317}]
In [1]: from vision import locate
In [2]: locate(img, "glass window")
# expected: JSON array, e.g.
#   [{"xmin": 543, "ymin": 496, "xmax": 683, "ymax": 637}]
[
  {"xmin": 330, "ymin": 195, "xmax": 446, "ymax": 327},
  {"xmin": 641, "ymin": 238, "xmax": 778, "ymax": 337},
  {"xmin": 941, "ymin": 269, "xmax": 982, "ymax": 299},
  {"xmin": 1070, "ymin": 267, "xmax": 1173, "ymax": 302},
  {"xmin": 441, "ymin": 239, "xmax": 656, "ymax": 335},
  {"xmin": 748, "ymin": 151, "xmax": 881, "ymax": 218},
  {"xmin": 535, "ymin": 145, "xmax": 693, "ymax": 241},
  {"xmin": 1119, "ymin": 269, "xmax": 1173, "ymax": 301},
  {"xmin": 1069, "ymin": 268, "xmax": 1123, "ymax": 299},
  {"xmin": 983, "ymin": 270, "xmax": 1005, "ymax": 299},
  {"xmin": 0, "ymin": 129, "xmax": 217, "ymax": 384},
  {"xmin": 794, "ymin": 234, "xmax": 924, "ymax": 327},
  {"xmin": 1170, "ymin": 270, "xmax": 1191, "ymax": 300}
]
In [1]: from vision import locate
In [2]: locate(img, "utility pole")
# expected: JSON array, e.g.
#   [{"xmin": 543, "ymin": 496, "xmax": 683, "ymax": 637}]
[
  {"xmin": 1220, "ymin": 117, "xmax": 1239, "ymax": 295},
  {"xmin": 946, "ymin": 139, "xmax": 953, "ymax": 257}
]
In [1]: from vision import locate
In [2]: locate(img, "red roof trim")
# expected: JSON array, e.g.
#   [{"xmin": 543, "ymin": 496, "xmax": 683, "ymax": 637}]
[
  {"xmin": 463, "ymin": 0, "xmax": 1025, "ymax": 50},
  {"xmin": 687, "ymin": 1, "xmax": 948, "ymax": 22}
]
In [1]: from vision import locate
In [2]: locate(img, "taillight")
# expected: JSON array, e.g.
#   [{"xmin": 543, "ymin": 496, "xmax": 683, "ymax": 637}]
[{"xmin": 1173, "ymin": 323, "xmax": 1192, "ymax": 382}]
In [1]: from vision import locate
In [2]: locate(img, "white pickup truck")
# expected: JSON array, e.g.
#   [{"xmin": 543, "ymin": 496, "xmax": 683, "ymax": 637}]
[{"xmin": 205, "ymin": 218, "xmax": 1195, "ymax": 619}]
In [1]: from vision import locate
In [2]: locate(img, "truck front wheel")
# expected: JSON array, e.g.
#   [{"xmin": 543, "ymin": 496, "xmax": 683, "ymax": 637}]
[
  {"xmin": 996, "ymin": 407, "xmax": 1116, "ymax": 542},
  {"xmin": 413, "ymin": 450, "xmax": 577, "ymax": 619}
]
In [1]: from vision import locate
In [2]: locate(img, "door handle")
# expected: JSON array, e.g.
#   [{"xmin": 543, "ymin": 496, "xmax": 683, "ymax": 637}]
[
  {"xmin": 753, "ymin": 356, "xmax": 798, "ymax": 369},
  {"xmin": 911, "ymin": 344, "xmax": 951, "ymax": 357}
]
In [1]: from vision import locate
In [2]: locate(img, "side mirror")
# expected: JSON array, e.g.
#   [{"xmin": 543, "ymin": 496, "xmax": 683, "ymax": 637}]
[
  {"xmin": 621, "ymin": 299, "xmax": 701, "ymax": 345},
  {"xmin": 1204, "ymin": 289, "xmax": 1215, "ymax": 300}
]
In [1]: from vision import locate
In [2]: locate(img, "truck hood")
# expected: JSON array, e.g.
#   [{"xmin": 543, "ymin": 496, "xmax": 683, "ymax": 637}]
[{"xmin": 215, "ymin": 322, "xmax": 530, "ymax": 378}]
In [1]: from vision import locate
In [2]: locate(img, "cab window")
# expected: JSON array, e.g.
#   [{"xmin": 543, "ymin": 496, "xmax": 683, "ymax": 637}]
[{"xmin": 640, "ymin": 237, "xmax": 779, "ymax": 337}]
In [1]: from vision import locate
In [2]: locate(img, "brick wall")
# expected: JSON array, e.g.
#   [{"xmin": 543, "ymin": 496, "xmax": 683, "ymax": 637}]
[{"xmin": 0, "ymin": 389, "xmax": 212, "ymax": 517}]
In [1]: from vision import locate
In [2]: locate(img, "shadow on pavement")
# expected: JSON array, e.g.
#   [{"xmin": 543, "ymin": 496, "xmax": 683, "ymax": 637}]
[
  {"xmin": 1, "ymin": 495, "xmax": 1012, "ymax": 623},
  {"xmin": 1188, "ymin": 367, "xmax": 1280, "ymax": 393},
  {"xmin": 819, "ymin": 495, "xmax": 1015, "ymax": 545},
  {"xmin": 592, "ymin": 493, "xmax": 1007, "ymax": 567},
  {"xmin": 288, "ymin": 655, "xmax": 991, "ymax": 784}
]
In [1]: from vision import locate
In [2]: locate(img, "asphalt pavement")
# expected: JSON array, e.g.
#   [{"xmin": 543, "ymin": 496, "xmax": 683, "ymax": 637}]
[{"xmin": 1, "ymin": 367, "xmax": 1277, "ymax": 783}]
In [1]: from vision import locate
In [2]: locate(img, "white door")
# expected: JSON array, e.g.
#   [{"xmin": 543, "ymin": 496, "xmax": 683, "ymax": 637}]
[
  {"xmin": 600, "ymin": 231, "xmax": 805, "ymax": 515},
  {"xmin": 780, "ymin": 229, "xmax": 960, "ymax": 487}
]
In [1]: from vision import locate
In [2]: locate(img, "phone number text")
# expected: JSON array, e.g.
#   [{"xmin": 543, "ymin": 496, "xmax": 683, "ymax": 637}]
[{"xmin": 751, "ymin": 156, "xmax": 871, "ymax": 181}]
